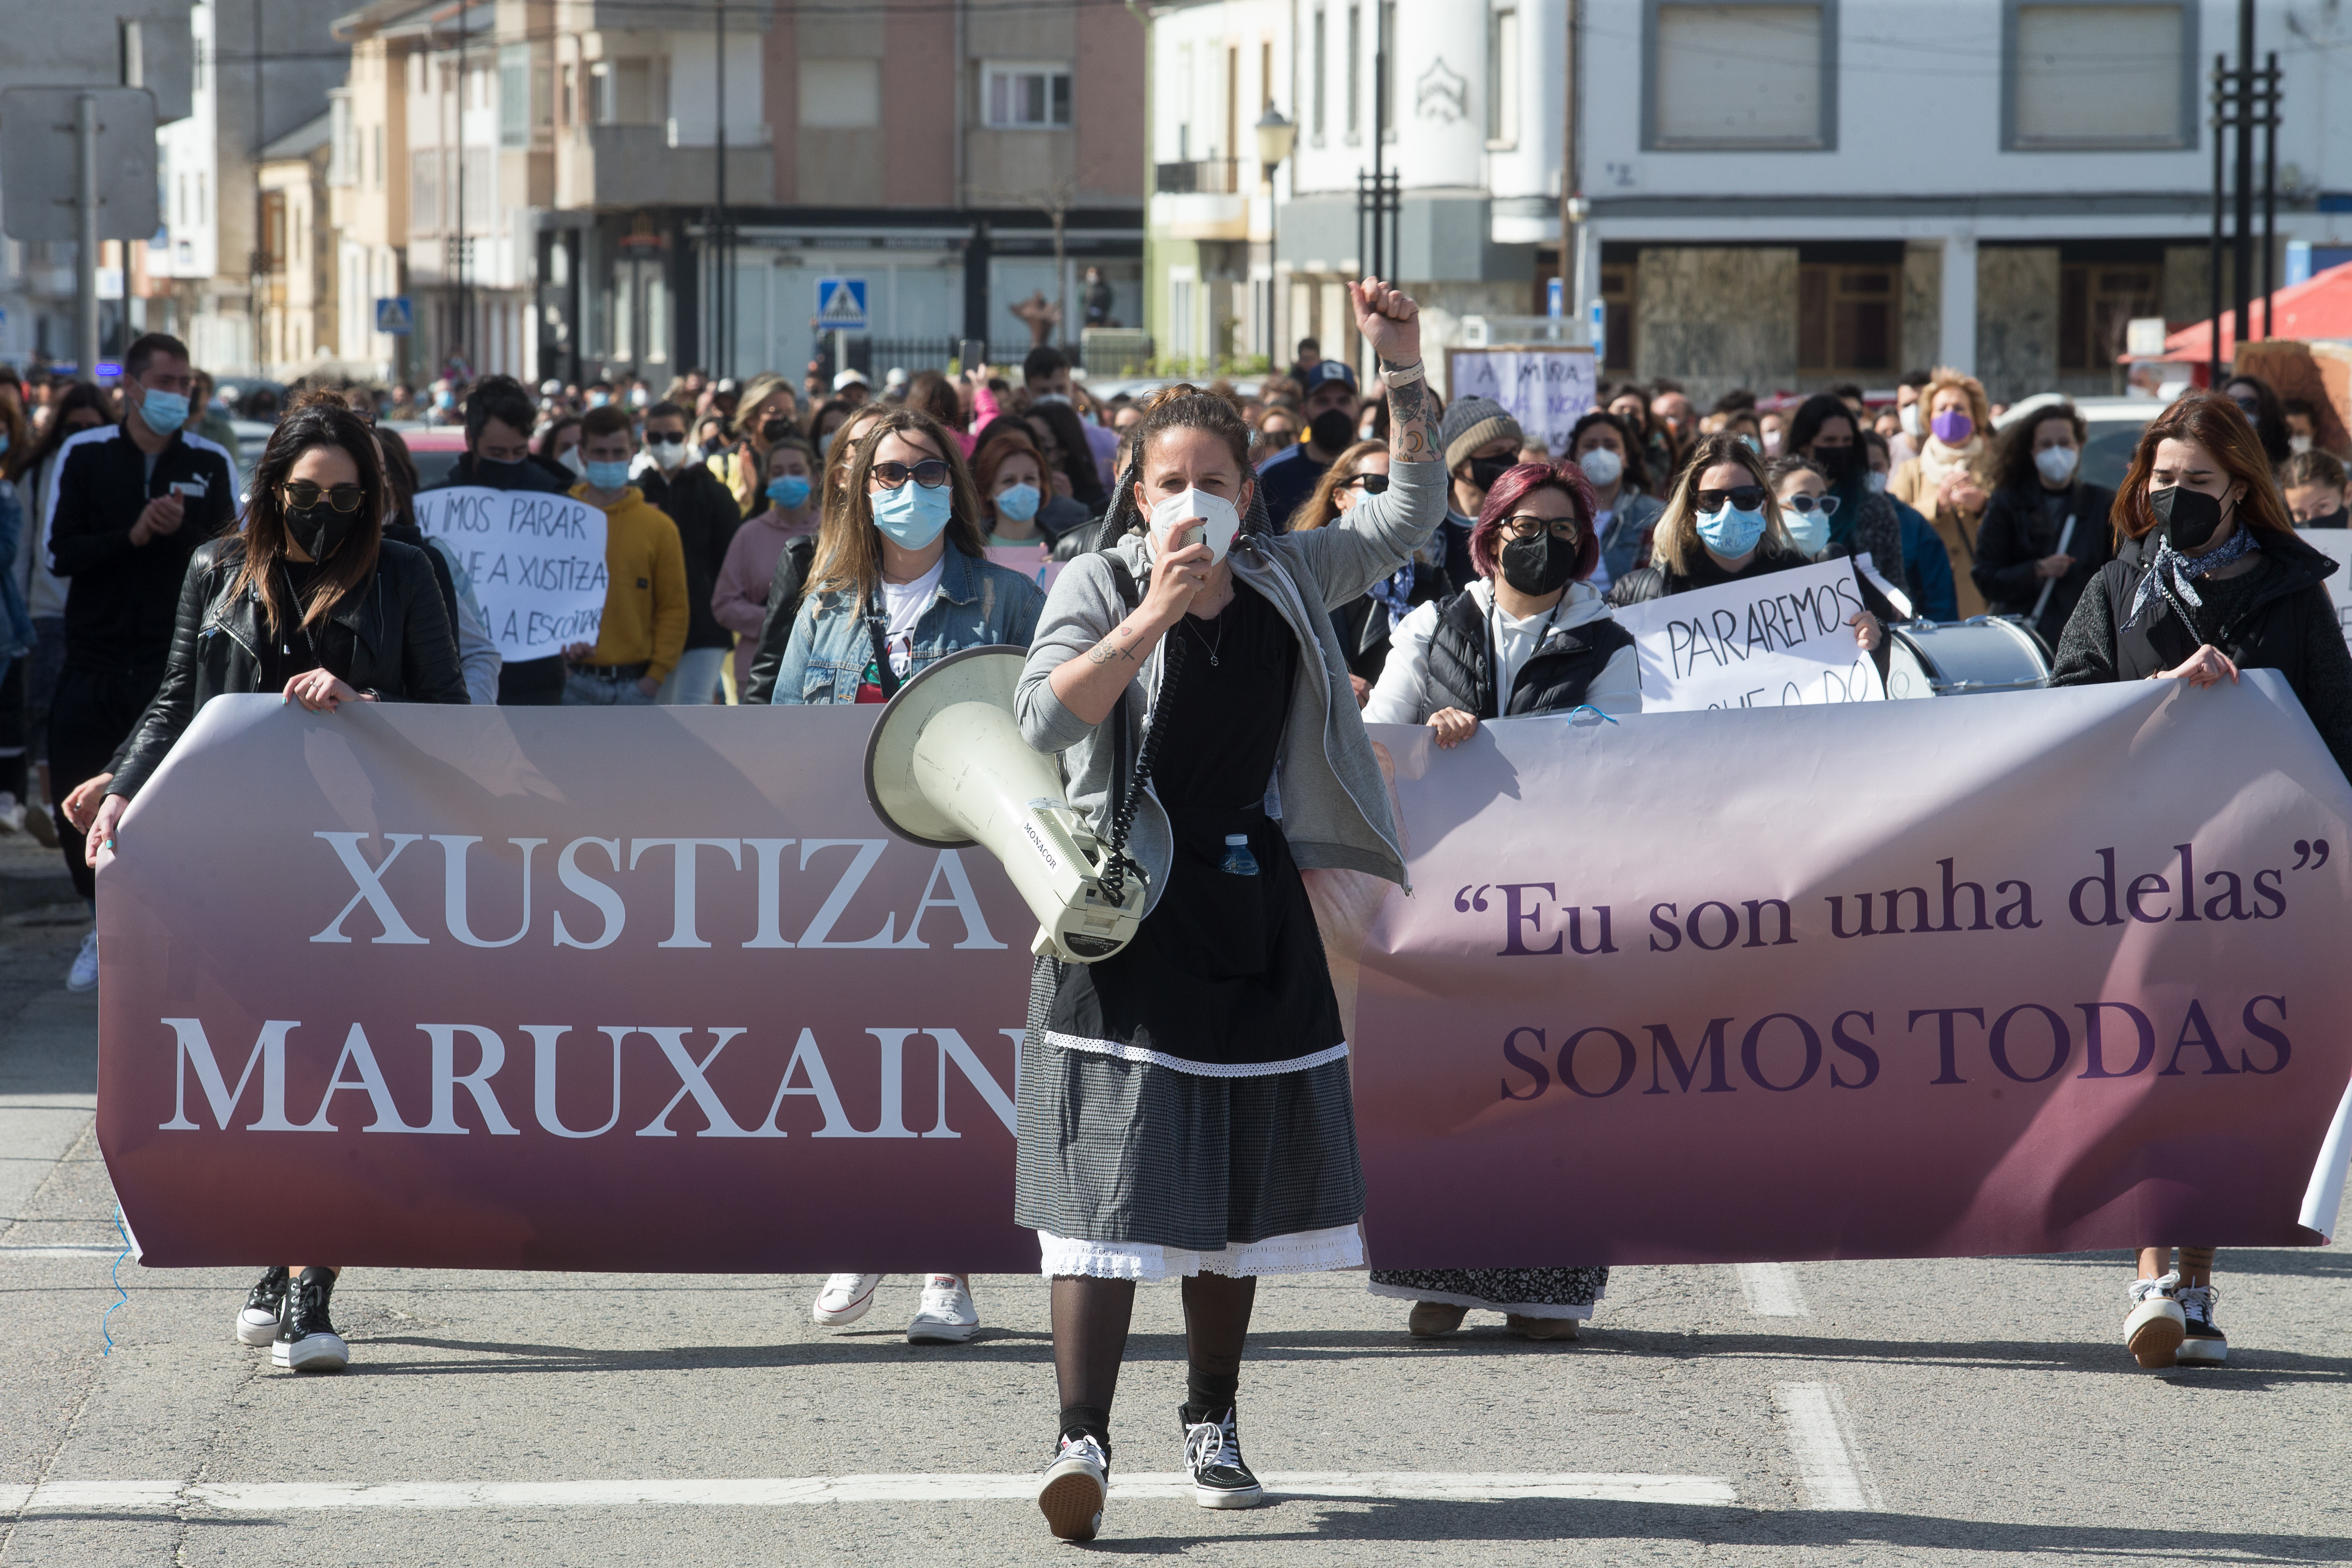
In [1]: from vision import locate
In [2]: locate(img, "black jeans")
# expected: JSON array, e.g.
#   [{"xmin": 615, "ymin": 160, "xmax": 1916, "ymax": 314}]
[
  {"xmin": 48, "ymin": 663, "xmax": 162, "ymax": 902},
  {"xmin": 497, "ymin": 653, "xmax": 567, "ymax": 706}
]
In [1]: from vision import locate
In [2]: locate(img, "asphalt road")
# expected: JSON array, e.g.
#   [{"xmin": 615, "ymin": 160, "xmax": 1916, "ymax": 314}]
[{"xmin": 5, "ymin": 830, "xmax": 2348, "ymax": 1567}]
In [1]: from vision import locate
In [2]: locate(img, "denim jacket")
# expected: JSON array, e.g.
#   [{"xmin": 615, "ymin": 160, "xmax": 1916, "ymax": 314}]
[{"xmin": 770, "ymin": 544, "xmax": 1046, "ymax": 704}]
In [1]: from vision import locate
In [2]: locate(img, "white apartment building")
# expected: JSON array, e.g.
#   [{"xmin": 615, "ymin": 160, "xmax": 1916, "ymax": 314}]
[{"xmin": 1149, "ymin": 0, "xmax": 2352, "ymax": 403}]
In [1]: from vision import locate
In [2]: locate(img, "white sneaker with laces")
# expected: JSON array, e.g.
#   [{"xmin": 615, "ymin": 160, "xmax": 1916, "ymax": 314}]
[
  {"xmin": 907, "ymin": 1274, "xmax": 980, "ymax": 1343},
  {"xmin": 65, "ymin": 931, "xmax": 98, "ymax": 993},
  {"xmin": 1037, "ymin": 1432, "xmax": 1110, "ymax": 1542},
  {"xmin": 812, "ymin": 1273, "xmax": 883, "ymax": 1327},
  {"xmin": 2125, "ymin": 1271, "xmax": 2185, "ymax": 1368}
]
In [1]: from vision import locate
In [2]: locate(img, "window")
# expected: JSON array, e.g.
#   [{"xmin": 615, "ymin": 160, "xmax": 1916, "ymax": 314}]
[
  {"xmin": 1646, "ymin": 1, "xmax": 1835, "ymax": 151},
  {"xmin": 560, "ymin": 62, "xmax": 575, "ymax": 127},
  {"xmin": 261, "ymin": 191, "xmax": 287, "ymax": 269},
  {"xmin": 373, "ymin": 124, "xmax": 384, "ymax": 187},
  {"xmin": 2005, "ymin": 2, "xmax": 2193, "ymax": 149},
  {"xmin": 412, "ymin": 149, "xmax": 440, "ymax": 230},
  {"xmin": 985, "ymin": 62, "xmax": 1073, "ymax": 128},
  {"xmin": 800, "ymin": 58, "xmax": 880, "ymax": 128},
  {"xmin": 1346, "ymin": 5, "xmax": 1361, "ymax": 139},
  {"xmin": 589, "ymin": 63, "xmax": 612, "ymax": 125},
  {"xmin": 499, "ymin": 44, "xmax": 529, "ymax": 146},
  {"xmin": 1601, "ymin": 262, "xmax": 1635, "ymax": 372},
  {"xmin": 1487, "ymin": 7, "xmax": 1519, "ymax": 146},
  {"xmin": 1797, "ymin": 264, "xmax": 1894, "ymax": 375},
  {"xmin": 2058, "ymin": 263, "xmax": 2161, "ymax": 370},
  {"xmin": 1312, "ymin": 9, "xmax": 1326, "ymax": 140}
]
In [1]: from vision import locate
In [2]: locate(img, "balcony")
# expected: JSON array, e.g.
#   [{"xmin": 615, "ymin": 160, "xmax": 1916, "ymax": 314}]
[
  {"xmin": 1154, "ymin": 159, "xmax": 1240, "ymax": 195},
  {"xmin": 566, "ymin": 124, "xmax": 774, "ymax": 211}
]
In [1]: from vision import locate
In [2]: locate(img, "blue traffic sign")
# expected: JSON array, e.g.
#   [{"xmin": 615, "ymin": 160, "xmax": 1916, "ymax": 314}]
[
  {"xmin": 816, "ymin": 277, "xmax": 868, "ymax": 333},
  {"xmin": 376, "ymin": 296, "xmax": 415, "ymax": 336}
]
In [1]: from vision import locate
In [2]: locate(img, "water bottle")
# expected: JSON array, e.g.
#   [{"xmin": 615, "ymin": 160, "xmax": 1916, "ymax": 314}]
[{"xmin": 1218, "ymin": 833, "xmax": 1261, "ymax": 877}]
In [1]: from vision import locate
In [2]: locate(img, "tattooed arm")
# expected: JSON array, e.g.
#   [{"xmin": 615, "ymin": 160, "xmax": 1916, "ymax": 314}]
[
  {"xmin": 1348, "ymin": 276, "xmax": 1434, "ymax": 462},
  {"xmin": 1386, "ymin": 374, "xmax": 1437, "ymax": 464}
]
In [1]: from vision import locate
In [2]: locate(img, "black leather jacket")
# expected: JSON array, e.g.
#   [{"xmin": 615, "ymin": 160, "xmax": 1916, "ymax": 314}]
[{"xmin": 108, "ymin": 536, "xmax": 468, "ymax": 798}]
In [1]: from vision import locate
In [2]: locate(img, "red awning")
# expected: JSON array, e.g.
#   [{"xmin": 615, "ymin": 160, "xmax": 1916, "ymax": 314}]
[{"xmin": 2135, "ymin": 260, "xmax": 2352, "ymax": 364}]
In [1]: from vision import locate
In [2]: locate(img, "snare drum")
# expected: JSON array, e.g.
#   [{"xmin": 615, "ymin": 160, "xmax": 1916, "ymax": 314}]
[{"xmin": 1885, "ymin": 616, "xmax": 2053, "ymax": 699}]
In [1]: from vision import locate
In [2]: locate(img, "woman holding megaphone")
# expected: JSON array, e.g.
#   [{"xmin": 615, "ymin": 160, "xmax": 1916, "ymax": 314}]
[
  {"xmin": 773, "ymin": 405, "xmax": 1046, "ymax": 1343},
  {"xmin": 1011, "ymin": 278, "xmax": 1444, "ymax": 1542}
]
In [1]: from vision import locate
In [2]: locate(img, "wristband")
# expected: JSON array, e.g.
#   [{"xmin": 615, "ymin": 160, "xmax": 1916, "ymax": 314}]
[{"xmin": 1380, "ymin": 358, "xmax": 1425, "ymax": 388}]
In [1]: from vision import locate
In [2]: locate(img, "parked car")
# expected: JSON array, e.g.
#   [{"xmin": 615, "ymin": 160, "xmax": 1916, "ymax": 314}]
[{"xmin": 385, "ymin": 424, "xmax": 469, "ymax": 490}]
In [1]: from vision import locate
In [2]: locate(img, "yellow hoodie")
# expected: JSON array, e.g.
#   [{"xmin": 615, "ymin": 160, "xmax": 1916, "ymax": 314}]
[{"xmin": 570, "ymin": 482, "xmax": 690, "ymax": 681}]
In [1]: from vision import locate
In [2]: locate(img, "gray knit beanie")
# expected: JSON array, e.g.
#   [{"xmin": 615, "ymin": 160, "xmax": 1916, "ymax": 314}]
[{"xmin": 1440, "ymin": 396, "xmax": 1523, "ymax": 471}]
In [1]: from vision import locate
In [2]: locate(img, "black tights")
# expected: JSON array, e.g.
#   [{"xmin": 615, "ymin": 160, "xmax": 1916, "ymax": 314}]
[{"xmin": 1053, "ymin": 1272, "xmax": 1258, "ymax": 1450}]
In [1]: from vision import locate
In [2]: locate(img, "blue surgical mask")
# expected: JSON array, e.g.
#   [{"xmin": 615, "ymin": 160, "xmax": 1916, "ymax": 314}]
[
  {"xmin": 584, "ymin": 459, "xmax": 632, "ymax": 491},
  {"xmin": 766, "ymin": 475, "xmax": 811, "ymax": 510},
  {"xmin": 1696, "ymin": 503, "xmax": 1768, "ymax": 558},
  {"xmin": 1782, "ymin": 502, "xmax": 1829, "ymax": 555},
  {"xmin": 137, "ymin": 387, "xmax": 191, "ymax": 434},
  {"xmin": 993, "ymin": 482, "xmax": 1041, "ymax": 524},
  {"xmin": 871, "ymin": 479, "xmax": 952, "ymax": 549}
]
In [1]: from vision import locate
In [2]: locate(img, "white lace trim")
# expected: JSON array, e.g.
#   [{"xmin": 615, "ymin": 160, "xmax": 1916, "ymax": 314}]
[
  {"xmin": 1039, "ymin": 1028, "xmax": 1350, "ymax": 1078},
  {"xmin": 1363, "ymin": 1281, "xmax": 1606, "ymax": 1319},
  {"xmin": 1037, "ymin": 1224, "xmax": 1365, "ymax": 1281}
]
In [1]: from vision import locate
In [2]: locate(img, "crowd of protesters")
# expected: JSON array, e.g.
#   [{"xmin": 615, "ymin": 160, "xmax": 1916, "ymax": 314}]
[{"xmin": 7, "ymin": 299, "xmax": 2352, "ymax": 1539}]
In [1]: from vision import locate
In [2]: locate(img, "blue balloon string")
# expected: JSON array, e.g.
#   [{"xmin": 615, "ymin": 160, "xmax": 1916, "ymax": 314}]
[{"xmin": 101, "ymin": 1205, "xmax": 130, "ymax": 1355}]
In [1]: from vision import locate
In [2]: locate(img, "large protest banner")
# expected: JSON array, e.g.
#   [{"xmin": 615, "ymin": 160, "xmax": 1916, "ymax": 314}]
[
  {"xmin": 1612, "ymin": 559, "xmax": 1886, "ymax": 710},
  {"xmin": 96, "ymin": 681, "xmax": 2352, "ymax": 1270},
  {"xmin": 411, "ymin": 486, "xmax": 608, "ymax": 660}
]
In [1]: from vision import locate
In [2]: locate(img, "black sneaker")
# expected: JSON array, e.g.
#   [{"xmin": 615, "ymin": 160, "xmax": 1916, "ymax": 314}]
[
  {"xmin": 272, "ymin": 1267, "xmax": 350, "ymax": 1372},
  {"xmin": 1181, "ymin": 1406, "xmax": 1264, "ymax": 1509},
  {"xmin": 2177, "ymin": 1284, "xmax": 2229, "ymax": 1364},
  {"xmin": 235, "ymin": 1267, "xmax": 289, "ymax": 1347},
  {"xmin": 1037, "ymin": 1431, "xmax": 1110, "ymax": 1542}
]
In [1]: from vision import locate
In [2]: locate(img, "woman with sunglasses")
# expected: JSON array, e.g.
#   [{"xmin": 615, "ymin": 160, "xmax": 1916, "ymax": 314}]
[
  {"xmin": 69, "ymin": 399, "xmax": 466, "ymax": 1375},
  {"xmin": 1609, "ymin": 432, "xmax": 1885, "ymax": 656},
  {"xmin": 1290, "ymin": 439, "xmax": 1448, "ymax": 702},
  {"xmin": 775, "ymin": 405, "xmax": 1045, "ymax": 1343},
  {"xmin": 1767, "ymin": 455, "xmax": 1842, "ymax": 560}
]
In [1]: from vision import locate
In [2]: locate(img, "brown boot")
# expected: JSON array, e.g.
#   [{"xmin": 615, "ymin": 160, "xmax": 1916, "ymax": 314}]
[
  {"xmin": 1407, "ymin": 1301, "xmax": 1468, "ymax": 1337},
  {"xmin": 1505, "ymin": 1313, "xmax": 1580, "ymax": 1341}
]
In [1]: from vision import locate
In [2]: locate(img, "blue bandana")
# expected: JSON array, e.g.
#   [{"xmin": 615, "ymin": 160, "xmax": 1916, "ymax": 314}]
[
  {"xmin": 1367, "ymin": 564, "xmax": 1416, "ymax": 630},
  {"xmin": 2127, "ymin": 528, "xmax": 2261, "ymax": 629}
]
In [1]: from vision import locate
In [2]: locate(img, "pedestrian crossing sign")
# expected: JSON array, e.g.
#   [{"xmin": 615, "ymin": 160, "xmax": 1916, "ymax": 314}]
[
  {"xmin": 816, "ymin": 277, "xmax": 868, "ymax": 332},
  {"xmin": 375, "ymin": 296, "xmax": 414, "ymax": 335}
]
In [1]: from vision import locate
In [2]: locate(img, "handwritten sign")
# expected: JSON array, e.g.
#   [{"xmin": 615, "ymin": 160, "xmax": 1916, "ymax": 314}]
[
  {"xmin": 1612, "ymin": 558, "xmax": 1886, "ymax": 710},
  {"xmin": 412, "ymin": 486, "xmax": 609, "ymax": 661},
  {"xmin": 2305, "ymin": 530, "xmax": 2352, "ymax": 647},
  {"xmin": 1445, "ymin": 347, "xmax": 1598, "ymax": 455},
  {"xmin": 984, "ymin": 544, "xmax": 1068, "ymax": 593}
]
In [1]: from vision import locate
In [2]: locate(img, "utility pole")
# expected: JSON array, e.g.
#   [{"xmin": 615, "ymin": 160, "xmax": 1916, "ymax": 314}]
[
  {"xmin": 251, "ymin": 0, "xmax": 265, "ymax": 376},
  {"xmin": 454, "ymin": 0, "xmax": 470, "ymax": 377},
  {"xmin": 715, "ymin": 0, "xmax": 728, "ymax": 377},
  {"xmin": 1558, "ymin": 0, "xmax": 1579, "ymax": 333},
  {"xmin": 75, "ymin": 94, "xmax": 100, "ymax": 382},
  {"xmin": 2231, "ymin": 0, "xmax": 2253, "ymax": 353}
]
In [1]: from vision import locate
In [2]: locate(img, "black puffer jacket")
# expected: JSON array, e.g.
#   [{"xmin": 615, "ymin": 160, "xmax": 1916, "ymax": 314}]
[{"xmin": 108, "ymin": 536, "xmax": 468, "ymax": 798}]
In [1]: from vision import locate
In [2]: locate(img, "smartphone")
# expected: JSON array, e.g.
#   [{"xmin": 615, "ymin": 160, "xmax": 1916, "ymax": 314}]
[{"xmin": 959, "ymin": 339, "xmax": 988, "ymax": 375}]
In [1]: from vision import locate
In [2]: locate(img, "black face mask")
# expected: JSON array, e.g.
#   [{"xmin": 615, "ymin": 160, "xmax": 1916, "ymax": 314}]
[
  {"xmin": 2307, "ymin": 509, "xmax": 2350, "ymax": 530},
  {"xmin": 284, "ymin": 502, "xmax": 361, "ymax": 564},
  {"xmin": 1811, "ymin": 443, "xmax": 1857, "ymax": 481},
  {"xmin": 1308, "ymin": 408, "xmax": 1356, "ymax": 454},
  {"xmin": 2151, "ymin": 485, "xmax": 2228, "ymax": 551},
  {"xmin": 760, "ymin": 417, "xmax": 794, "ymax": 444},
  {"xmin": 1499, "ymin": 531, "xmax": 1576, "ymax": 597},
  {"xmin": 1466, "ymin": 453, "xmax": 1516, "ymax": 494}
]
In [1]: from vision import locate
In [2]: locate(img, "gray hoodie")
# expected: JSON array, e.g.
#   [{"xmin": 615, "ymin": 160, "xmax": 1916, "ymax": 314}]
[{"xmin": 1014, "ymin": 457, "xmax": 1449, "ymax": 918}]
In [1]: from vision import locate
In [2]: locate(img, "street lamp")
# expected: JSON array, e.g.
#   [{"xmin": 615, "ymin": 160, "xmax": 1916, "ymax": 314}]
[{"xmin": 1254, "ymin": 108, "xmax": 1298, "ymax": 366}]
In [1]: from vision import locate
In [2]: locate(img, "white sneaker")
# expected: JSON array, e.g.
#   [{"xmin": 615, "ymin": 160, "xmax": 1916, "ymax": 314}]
[
  {"xmin": 0, "ymin": 794, "xmax": 24, "ymax": 834},
  {"xmin": 2126, "ymin": 1272, "xmax": 2185, "ymax": 1368},
  {"xmin": 1037, "ymin": 1432, "xmax": 1110, "ymax": 1542},
  {"xmin": 907, "ymin": 1274, "xmax": 980, "ymax": 1343},
  {"xmin": 813, "ymin": 1273, "xmax": 883, "ymax": 1327},
  {"xmin": 65, "ymin": 931, "xmax": 98, "ymax": 993}
]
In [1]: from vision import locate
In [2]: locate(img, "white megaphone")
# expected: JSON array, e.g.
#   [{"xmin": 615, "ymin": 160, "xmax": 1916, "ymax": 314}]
[{"xmin": 864, "ymin": 645, "xmax": 1148, "ymax": 963}]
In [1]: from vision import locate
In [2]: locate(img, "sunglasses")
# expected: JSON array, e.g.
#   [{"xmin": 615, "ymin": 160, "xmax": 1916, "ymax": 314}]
[
  {"xmin": 870, "ymin": 458, "xmax": 952, "ymax": 490},
  {"xmin": 1781, "ymin": 492, "xmax": 1841, "ymax": 517},
  {"xmin": 1341, "ymin": 473, "xmax": 1390, "ymax": 495},
  {"xmin": 280, "ymin": 481, "xmax": 368, "ymax": 514},
  {"xmin": 646, "ymin": 431, "xmax": 688, "ymax": 447},
  {"xmin": 1694, "ymin": 485, "xmax": 1769, "ymax": 513}
]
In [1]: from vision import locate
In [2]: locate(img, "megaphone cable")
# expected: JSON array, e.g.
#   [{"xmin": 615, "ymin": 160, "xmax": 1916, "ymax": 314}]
[{"xmin": 1096, "ymin": 629, "xmax": 1186, "ymax": 909}]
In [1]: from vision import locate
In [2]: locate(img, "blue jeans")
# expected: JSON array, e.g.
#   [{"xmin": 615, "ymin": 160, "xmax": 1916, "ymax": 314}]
[
  {"xmin": 562, "ymin": 670, "xmax": 657, "ymax": 706},
  {"xmin": 657, "ymin": 645, "xmax": 728, "ymax": 706}
]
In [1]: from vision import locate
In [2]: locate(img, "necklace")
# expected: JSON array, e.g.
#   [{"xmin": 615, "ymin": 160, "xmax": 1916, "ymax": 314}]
[{"xmin": 1181, "ymin": 609, "xmax": 1225, "ymax": 667}]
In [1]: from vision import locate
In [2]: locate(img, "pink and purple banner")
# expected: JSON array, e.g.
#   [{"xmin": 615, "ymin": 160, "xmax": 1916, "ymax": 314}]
[{"xmin": 96, "ymin": 676, "xmax": 2352, "ymax": 1271}]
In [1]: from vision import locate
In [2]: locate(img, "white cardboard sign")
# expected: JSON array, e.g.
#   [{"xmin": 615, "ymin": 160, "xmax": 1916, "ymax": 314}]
[
  {"xmin": 1444, "ymin": 347, "xmax": 1598, "ymax": 456},
  {"xmin": 2304, "ymin": 529, "xmax": 2352, "ymax": 647},
  {"xmin": 1613, "ymin": 557, "xmax": 1886, "ymax": 710},
  {"xmin": 412, "ymin": 486, "xmax": 609, "ymax": 661}
]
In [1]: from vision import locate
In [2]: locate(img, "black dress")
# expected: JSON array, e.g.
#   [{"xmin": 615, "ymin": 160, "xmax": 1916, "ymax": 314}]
[{"xmin": 1013, "ymin": 581, "xmax": 1366, "ymax": 1277}]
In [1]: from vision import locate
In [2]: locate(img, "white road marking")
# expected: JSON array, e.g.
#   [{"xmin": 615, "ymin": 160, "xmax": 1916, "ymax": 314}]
[
  {"xmin": 0, "ymin": 1245, "xmax": 124, "ymax": 1259},
  {"xmin": 1736, "ymin": 1263, "xmax": 1810, "ymax": 1316},
  {"xmin": 0, "ymin": 1472, "xmax": 1739, "ymax": 1514},
  {"xmin": 1772, "ymin": 1382, "xmax": 1883, "ymax": 1511}
]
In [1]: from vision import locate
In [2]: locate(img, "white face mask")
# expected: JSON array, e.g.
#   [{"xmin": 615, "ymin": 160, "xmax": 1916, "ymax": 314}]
[
  {"xmin": 1578, "ymin": 447, "xmax": 1624, "ymax": 489},
  {"xmin": 557, "ymin": 446, "xmax": 587, "ymax": 479},
  {"xmin": 647, "ymin": 433, "xmax": 690, "ymax": 471},
  {"xmin": 1899, "ymin": 403, "xmax": 1923, "ymax": 439},
  {"xmin": 1148, "ymin": 485, "xmax": 1242, "ymax": 566},
  {"xmin": 2034, "ymin": 444, "xmax": 2079, "ymax": 485},
  {"xmin": 2291, "ymin": 434, "xmax": 2315, "ymax": 455}
]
